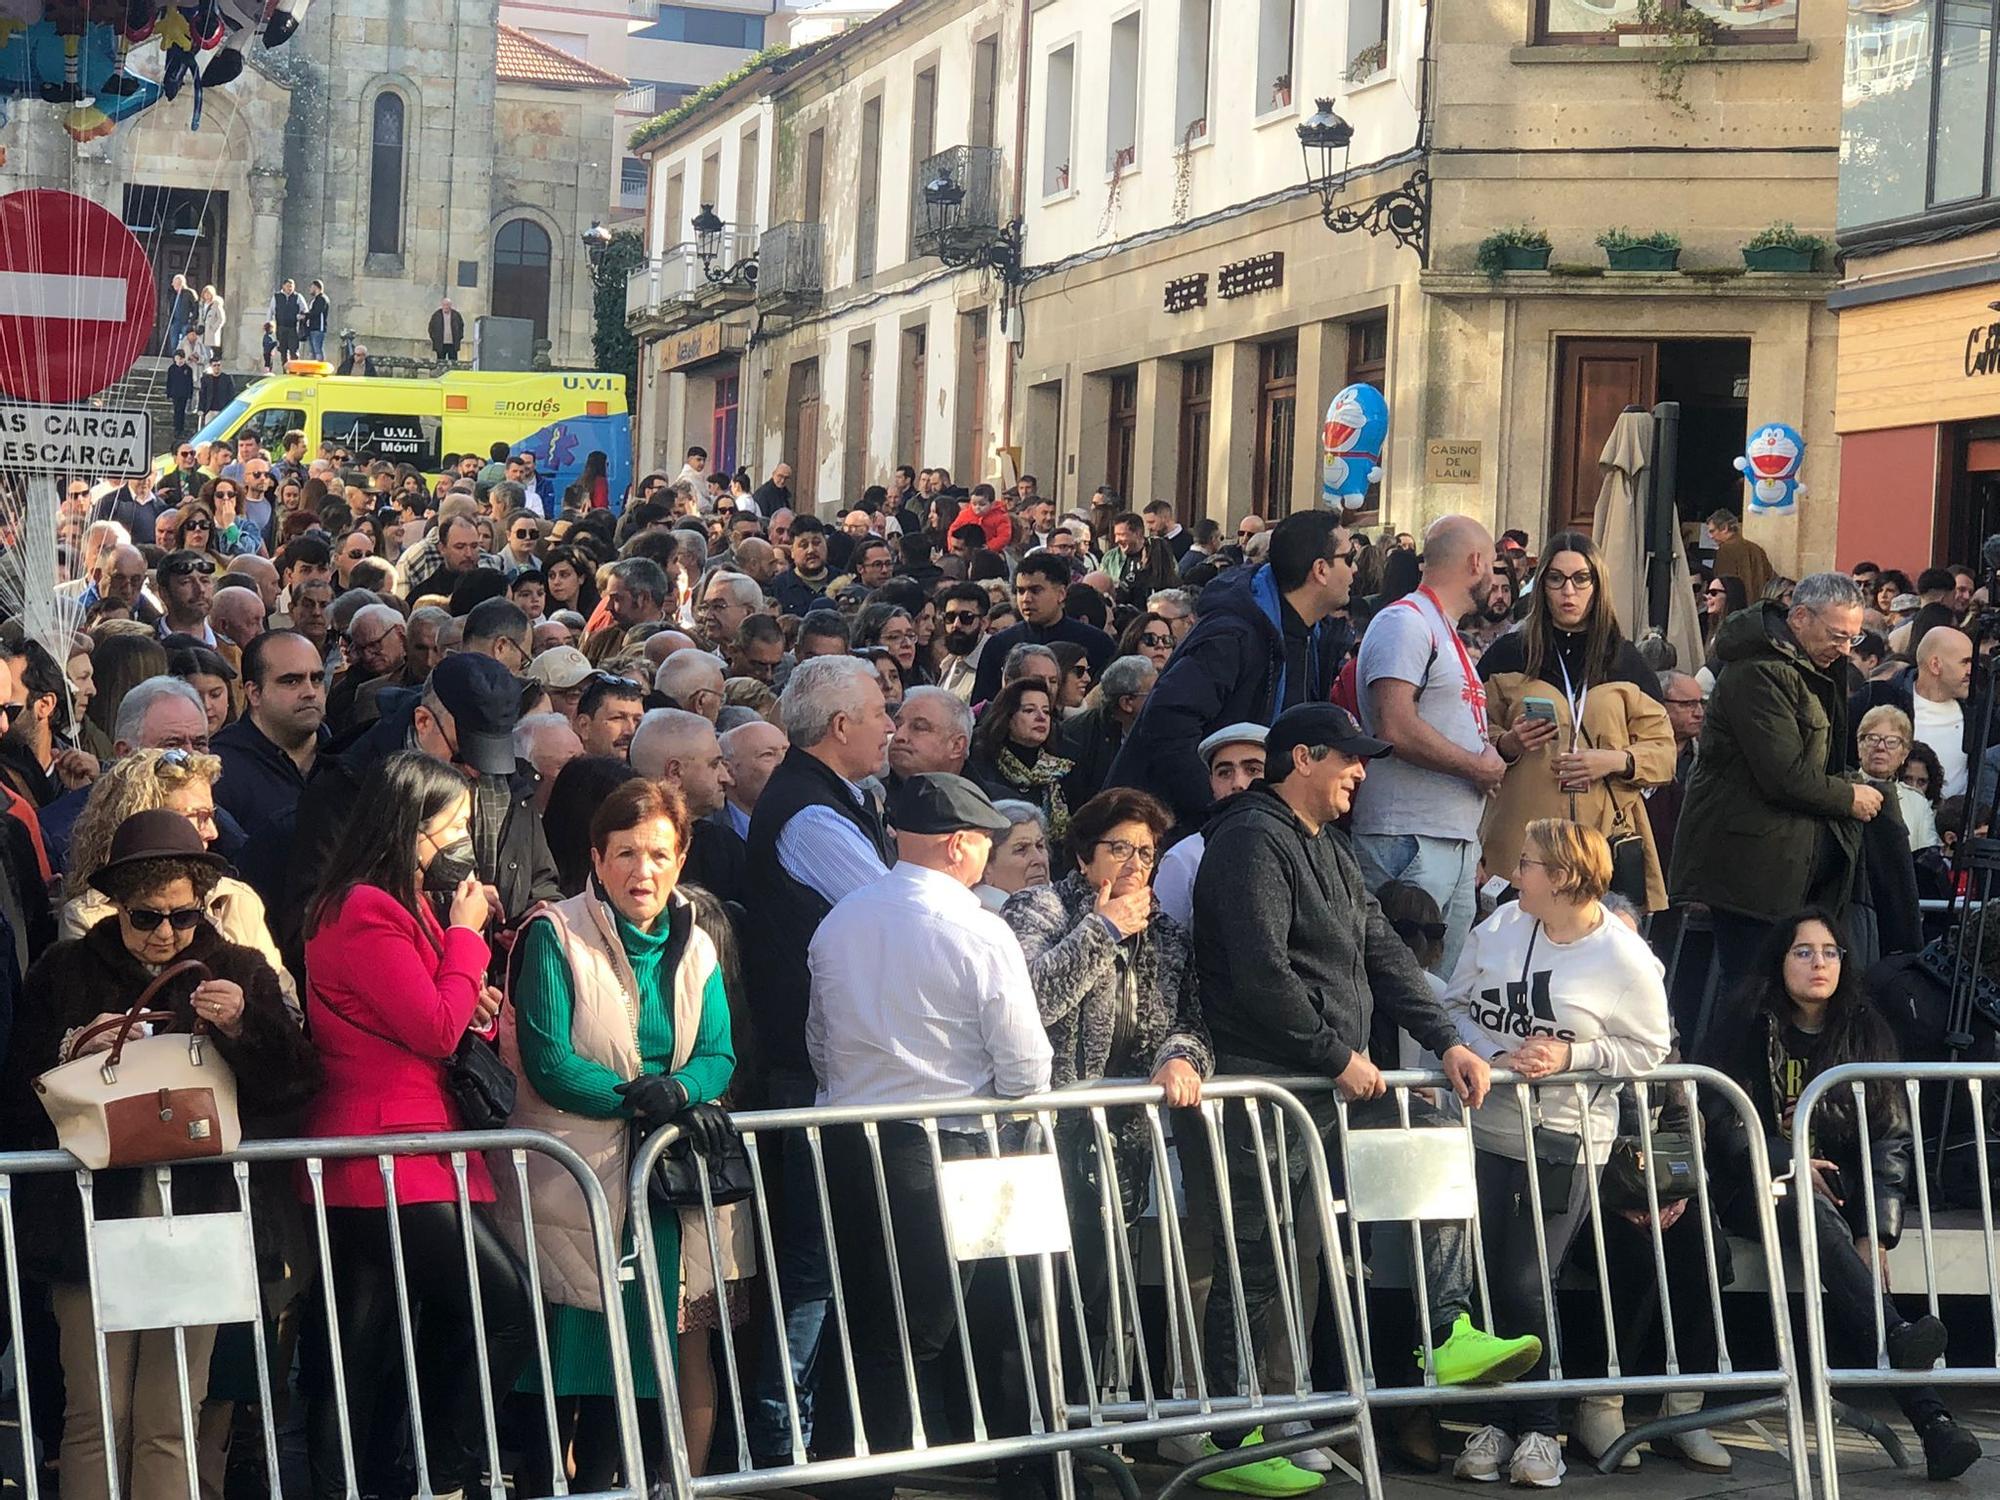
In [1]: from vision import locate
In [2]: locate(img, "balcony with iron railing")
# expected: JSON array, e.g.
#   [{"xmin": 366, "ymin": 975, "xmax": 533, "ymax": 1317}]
[
  {"xmin": 625, "ymin": 223, "xmax": 761, "ymax": 328},
  {"xmin": 913, "ymin": 144, "xmax": 1007, "ymax": 261},
  {"xmin": 755, "ymin": 221, "xmax": 822, "ymax": 309}
]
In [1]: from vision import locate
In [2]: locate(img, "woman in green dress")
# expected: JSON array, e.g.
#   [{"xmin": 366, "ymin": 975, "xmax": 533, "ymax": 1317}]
[{"xmin": 497, "ymin": 776, "xmax": 747, "ymax": 1493}]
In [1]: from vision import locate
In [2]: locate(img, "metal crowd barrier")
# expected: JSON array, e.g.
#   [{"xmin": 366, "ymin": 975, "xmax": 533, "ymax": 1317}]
[
  {"xmin": 627, "ymin": 1078, "xmax": 1380, "ymax": 1500},
  {"xmin": 1278, "ymin": 1066, "xmax": 1811, "ymax": 1491},
  {"xmin": 1795, "ymin": 1061, "xmax": 2000, "ymax": 1498},
  {"xmin": 0, "ymin": 1130, "xmax": 645, "ymax": 1500}
]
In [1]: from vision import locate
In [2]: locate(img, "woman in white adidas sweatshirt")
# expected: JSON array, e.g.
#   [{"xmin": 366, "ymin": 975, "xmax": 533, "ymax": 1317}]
[{"xmin": 1440, "ymin": 817, "xmax": 1672, "ymax": 1488}]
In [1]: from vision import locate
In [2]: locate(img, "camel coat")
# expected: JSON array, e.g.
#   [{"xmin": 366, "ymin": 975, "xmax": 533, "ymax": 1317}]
[{"xmin": 1481, "ymin": 672, "xmax": 1677, "ymax": 910}]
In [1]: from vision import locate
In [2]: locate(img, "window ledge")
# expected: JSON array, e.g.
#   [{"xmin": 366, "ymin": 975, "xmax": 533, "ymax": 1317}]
[
  {"xmin": 1042, "ymin": 186, "xmax": 1079, "ymax": 205},
  {"xmin": 1253, "ymin": 103, "xmax": 1300, "ymax": 129},
  {"xmin": 1510, "ymin": 41, "xmax": 1810, "ymax": 63},
  {"xmin": 1104, "ymin": 159, "xmax": 1142, "ymax": 184},
  {"xmin": 1343, "ymin": 69, "xmax": 1396, "ymax": 96}
]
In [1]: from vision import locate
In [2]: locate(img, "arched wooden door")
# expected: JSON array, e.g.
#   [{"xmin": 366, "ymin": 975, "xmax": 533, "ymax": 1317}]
[{"xmin": 493, "ymin": 218, "xmax": 552, "ymax": 342}]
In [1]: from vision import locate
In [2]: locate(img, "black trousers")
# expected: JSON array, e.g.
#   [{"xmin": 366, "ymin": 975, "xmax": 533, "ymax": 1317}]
[
  {"xmin": 512, "ymin": 1394, "xmax": 665, "ymax": 1496},
  {"xmin": 824, "ymin": 1124, "xmax": 1053, "ymax": 1499},
  {"xmin": 1472, "ymin": 1152, "xmax": 1593, "ymax": 1438},
  {"xmin": 305, "ymin": 1202, "xmax": 534, "ymax": 1498}
]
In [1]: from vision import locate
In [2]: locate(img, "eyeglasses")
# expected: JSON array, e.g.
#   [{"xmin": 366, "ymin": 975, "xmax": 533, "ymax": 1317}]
[
  {"xmin": 1392, "ymin": 918, "xmax": 1448, "ymax": 944},
  {"xmin": 511, "ymin": 529, "xmax": 537, "ymax": 541},
  {"xmin": 1545, "ymin": 570, "xmax": 1595, "ymax": 592},
  {"xmin": 1328, "ymin": 547, "xmax": 1360, "ymax": 567},
  {"xmin": 1140, "ymin": 632, "xmax": 1173, "ymax": 649},
  {"xmin": 164, "ymin": 557, "xmax": 216, "ymax": 577},
  {"xmin": 126, "ymin": 905, "xmax": 204, "ymax": 933},
  {"xmin": 1094, "ymin": 838, "xmax": 1157, "ymax": 869},
  {"xmin": 1859, "ymin": 733, "xmax": 1908, "ymax": 749},
  {"xmin": 1788, "ymin": 944, "xmax": 1845, "ymax": 965},
  {"xmin": 1704, "ymin": 585, "xmax": 1729, "ymax": 597},
  {"xmin": 157, "ymin": 748, "xmax": 197, "ymax": 770},
  {"xmin": 1516, "ymin": 855, "xmax": 1548, "ymax": 872},
  {"xmin": 1665, "ymin": 696, "xmax": 1706, "ymax": 709}
]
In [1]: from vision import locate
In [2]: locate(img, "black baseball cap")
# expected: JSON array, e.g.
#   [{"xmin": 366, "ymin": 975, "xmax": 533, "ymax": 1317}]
[
  {"xmin": 889, "ymin": 772, "xmax": 1015, "ymax": 836},
  {"xmin": 429, "ymin": 653, "xmax": 520, "ymax": 775},
  {"xmin": 1265, "ymin": 703, "xmax": 1391, "ymax": 781}
]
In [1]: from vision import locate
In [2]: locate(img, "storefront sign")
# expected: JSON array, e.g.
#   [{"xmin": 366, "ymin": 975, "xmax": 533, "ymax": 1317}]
[
  {"xmin": 661, "ymin": 320, "xmax": 736, "ymax": 372},
  {"xmin": 1217, "ymin": 252, "xmax": 1284, "ymax": 299},
  {"xmin": 1164, "ymin": 273, "xmax": 1208, "ymax": 314},
  {"xmin": 1424, "ymin": 439, "xmax": 1481, "ymax": 484},
  {"xmin": 1967, "ymin": 319, "xmax": 2000, "ymax": 378}
]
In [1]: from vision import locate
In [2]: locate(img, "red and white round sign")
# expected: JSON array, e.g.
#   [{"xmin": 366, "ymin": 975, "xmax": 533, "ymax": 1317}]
[{"xmin": 0, "ymin": 189, "xmax": 156, "ymax": 404}]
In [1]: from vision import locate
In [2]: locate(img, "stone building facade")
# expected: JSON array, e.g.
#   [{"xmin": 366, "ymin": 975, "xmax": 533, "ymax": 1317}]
[{"xmin": 0, "ymin": 0, "xmax": 620, "ymax": 373}]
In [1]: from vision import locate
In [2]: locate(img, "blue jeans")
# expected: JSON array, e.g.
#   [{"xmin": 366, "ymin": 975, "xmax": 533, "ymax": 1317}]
[
  {"xmin": 746, "ymin": 1069, "xmax": 831, "ymax": 1461},
  {"xmin": 165, "ymin": 315, "xmax": 189, "ymax": 357},
  {"xmin": 1352, "ymin": 831, "xmax": 1480, "ymax": 977},
  {"xmin": 307, "ymin": 328, "xmax": 325, "ymax": 359}
]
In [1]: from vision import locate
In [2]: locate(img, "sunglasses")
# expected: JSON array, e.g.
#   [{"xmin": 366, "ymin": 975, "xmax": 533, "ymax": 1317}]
[
  {"xmin": 126, "ymin": 905, "xmax": 204, "ymax": 933},
  {"xmin": 1392, "ymin": 918, "xmax": 1449, "ymax": 944},
  {"xmin": 164, "ymin": 558, "xmax": 216, "ymax": 578},
  {"xmin": 1140, "ymin": 633, "xmax": 1173, "ymax": 649},
  {"xmin": 184, "ymin": 518, "xmax": 213, "ymax": 531}
]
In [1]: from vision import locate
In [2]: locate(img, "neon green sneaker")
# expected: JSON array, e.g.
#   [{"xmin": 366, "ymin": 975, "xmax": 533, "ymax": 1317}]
[
  {"xmin": 1426, "ymin": 1313, "xmax": 1543, "ymax": 1386},
  {"xmin": 1193, "ymin": 1428, "xmax": 1327, "ymax": 1496}
]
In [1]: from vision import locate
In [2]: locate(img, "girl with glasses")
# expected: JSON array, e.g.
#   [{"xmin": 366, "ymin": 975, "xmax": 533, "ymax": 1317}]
[
  {"xmin": 1479, "ymin": 530, "xmax": 1676, "ymax": 912},
  {"xmin": 4, "ymin": 808, "xmax": 315, "ymax": 1500},
  {"xmin": 1702, "ymin": 909, "xmax": 1981, "ymax": 1479}
]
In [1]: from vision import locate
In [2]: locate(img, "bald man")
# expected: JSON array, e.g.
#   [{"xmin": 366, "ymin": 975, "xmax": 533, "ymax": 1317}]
[
  {"xmin": 1913, "ymin": 625, "xmax": 1973, "ymax": 798},
  {"xmin": 630, "ymin": 706, "xmax": 744, "ymax": 901},
  {"xmin": 1352, "ymin": 513, "xmax": 1504, "ymax": 974},
  {"xmin": 654, "ymin": 649, "xmax": 726, "ymax": 722},
  {"xmin": 718, "ymin": 718, "xmax": 786, "ymax": 839},
  {"xmin": 210, "ymin": 584, "xmax": 268, "ymax": 649}
]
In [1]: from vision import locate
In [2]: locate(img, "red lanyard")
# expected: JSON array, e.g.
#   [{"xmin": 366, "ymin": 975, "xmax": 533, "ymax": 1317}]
[{"xmin": 1409, "ymin": 585, "xmax": 1487, "ymax": 735}]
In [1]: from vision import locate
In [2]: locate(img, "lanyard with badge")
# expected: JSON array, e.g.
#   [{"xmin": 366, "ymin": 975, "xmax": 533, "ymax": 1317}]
[{"xmin": 1555, "ymin": 651, "xmax": 1590, "ymax": 793}]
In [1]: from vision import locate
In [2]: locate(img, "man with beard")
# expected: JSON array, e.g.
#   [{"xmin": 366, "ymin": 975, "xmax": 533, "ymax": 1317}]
[
  {"xmin": 933, "ymin": 583, "xmax": 990, "ymax": 701},
  {"xmin": 572, "ymin": 672, "xmax": 646, "ymax": 758},
  {"xmin": 214, "ymin": 631, "xmax": 329, "ymax": 903},
  {"xmin": 278, "ymin": 651, "xmax": 558, "ymax": 971},
  {"xmin": 0, "ymin": 641, "xmax": 98, "ymax": 809},
  {"xmin": 769, "ymin": 515, "xmax": 833, "ymax": 615},
  {"xmin": 157, "ymin": 549, "xmax": 219, "ymax": 645},
  {"xmin": 629, "ymin": 706, "xmax": 743, "ymax": 903},
  {"xmin": 1463, "ymin": 562, "xmax": 1517, "ymax": 654}
]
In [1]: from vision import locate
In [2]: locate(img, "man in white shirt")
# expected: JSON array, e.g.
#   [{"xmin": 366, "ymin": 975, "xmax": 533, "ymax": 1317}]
[
  {"xmin": 1911, "ymin": 625, "xmax": 1972, "ymax": 798},
  {"xmin": 807, "ymin": 772, "xmax": 1052, "ymax": 1492},
  {"xmin": 1153, "ymin": 722, "xmax": 1267, "ymax": 928}
]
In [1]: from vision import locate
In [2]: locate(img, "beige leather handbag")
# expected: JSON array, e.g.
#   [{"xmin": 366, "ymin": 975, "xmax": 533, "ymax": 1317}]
[{"xmin": 34, "ymin": 959, "xmax": 241, "ymax": 1171}]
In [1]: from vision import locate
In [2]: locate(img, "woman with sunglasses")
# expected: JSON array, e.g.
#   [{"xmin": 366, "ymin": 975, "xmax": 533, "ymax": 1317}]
[
  {"xmin": 1116, "ymin": 610, "xmax": 1175, "ymax": 672},
  {"xmin": 173, "ymin": 501, "xmax": 227, "ymax": 564},
  {"xmin": 1699, "ymin": 574, "xmax": 1749, "ymax": 649},
  {"xmin": 1702, "ymin": 909, "xmax": 1981, "ymax": 1480},
  {"xmin": 63, "ymin": 746, "xmax": 295, "ymax": 1014},
  {"xmin": 1, "ymin": 808, "xmax": 315, "ymax": 1500},
  {"xmin": 197, "ymin": 480, "xmax": 263, "ymax": 557},
  {"xmin": 1479, "ymin": 529, "xmax": 1675, "ymax": 913}
]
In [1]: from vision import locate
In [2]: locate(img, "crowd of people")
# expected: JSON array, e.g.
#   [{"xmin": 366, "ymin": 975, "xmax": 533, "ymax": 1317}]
[{"xmin": 0, "ymin": 433, "xmax": 1990, "ymax": 1497}]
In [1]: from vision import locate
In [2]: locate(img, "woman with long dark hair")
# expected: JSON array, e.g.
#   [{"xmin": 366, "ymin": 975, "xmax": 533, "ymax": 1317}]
[
  {"xmin": 1703, "ymin": 909, "xmax": 1980, "ymax": 1480},
  {"xmin": 966, "ymin": 679, "xmax": 1073, "ymax": 847},
  {"xmin": 1479, "ymin": 530, "xmax": 1674, "ymax": 911},
  {"xmin": 543, "ymin": 545, "xmax": 601, "ymax": 621},
  {"xmin": 1700, "ymin": 574, "xmax": 1749, "ymax": 647},
  {"xmin": 300, "ymin": 751, "xmax": 534, "ymax": 1499}
]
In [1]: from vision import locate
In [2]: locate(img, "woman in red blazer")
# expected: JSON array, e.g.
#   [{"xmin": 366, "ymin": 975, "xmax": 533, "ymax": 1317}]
[{"xmin": 301, "ymin": 751, "xmax": 533, "ymax": 1500}]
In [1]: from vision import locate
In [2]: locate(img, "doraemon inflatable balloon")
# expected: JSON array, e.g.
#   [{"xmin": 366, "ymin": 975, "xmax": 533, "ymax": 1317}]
[
  {"xmin": 1734, "ymin": 422, "xmax": 1806, "ymax": 516},
  {"xmin": 1320, "ymin": 382, "xmax": 1388, "ymax": 511}
]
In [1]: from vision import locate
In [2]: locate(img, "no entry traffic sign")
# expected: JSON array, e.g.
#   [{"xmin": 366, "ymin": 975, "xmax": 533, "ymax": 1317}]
[{"xmin": 0, "ymin": 190, "xmax": 155, "ymax": 405}]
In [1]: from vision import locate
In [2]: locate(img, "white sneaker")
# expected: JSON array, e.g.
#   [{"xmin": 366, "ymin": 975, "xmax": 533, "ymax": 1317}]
[
  {"xmin": 1573, "ymin": 1394, "xmax": 1639, "ymax": 1471},
  {"xmin": 1509, "ymin": 1432, "xmax": 1565, "ymax": 1488},
  {"xmin": 1270, "ymin": 1419, "xmax": 1336, "ymax": 1473},
  {"xmin": 1158, "ymin": 1431, "xmax": 1208, "ymax": 1465},
  {"xmin": 1453, "ymin": 1425, "xmax": 1517, "ymax": 1483}
]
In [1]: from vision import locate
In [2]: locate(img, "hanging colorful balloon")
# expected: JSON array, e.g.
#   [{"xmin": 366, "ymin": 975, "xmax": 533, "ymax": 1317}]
[
  {"xmin": 1734, "ymin": 422, "xmax": 1806, "ymax": 516},
  {"xmin": 1320, "ymin": 382, "xmax": 1388, "ymax": 511}
]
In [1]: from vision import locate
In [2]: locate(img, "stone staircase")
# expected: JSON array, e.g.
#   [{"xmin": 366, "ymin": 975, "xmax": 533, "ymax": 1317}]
[{"xmin": 89, "ymin": 355, "xmax": 263, "ymax": 451}]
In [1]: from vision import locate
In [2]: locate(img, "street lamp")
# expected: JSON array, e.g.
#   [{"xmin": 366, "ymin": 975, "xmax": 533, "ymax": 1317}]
[
  {"xmin": 1297, "ymin": 96, "xmax": 1431, "ymax": 267},
  {"xmin": 919, "ymin": 161, "xmax": 1023, "ymax": 288},
  {"xmin": 689, "ymin": 203, "xmax": 756, "ymax": 287},
  {"xmin": 580, "ymin": 220, "xmax": 613, "ymax": 264}
]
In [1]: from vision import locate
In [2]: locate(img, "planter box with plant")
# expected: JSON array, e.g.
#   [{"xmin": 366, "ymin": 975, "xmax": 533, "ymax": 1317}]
[
  {"xmin": 1741, "ymin": 223, "xmax": 1829, "ymax": 272},
  {"xmin": 1476, "ymin": 227, "xmax": 1552, "ymax": 275},
  {"xmin": 1596, "ymin": 228, "xmax": 1681, "ymax": 271},
  {"xmin": 1270, "ymin": 73, "xmax": 1291, "ymax": 109}
]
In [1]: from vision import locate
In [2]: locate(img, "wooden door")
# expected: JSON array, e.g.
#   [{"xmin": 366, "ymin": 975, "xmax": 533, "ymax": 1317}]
[
  {"xmin": 1553, "ymin": 339, "xmax": 1656, "ymax": 538},
  {"xmin": 787, "ymin": 358, "xmax": 821, "ymax": 511}
]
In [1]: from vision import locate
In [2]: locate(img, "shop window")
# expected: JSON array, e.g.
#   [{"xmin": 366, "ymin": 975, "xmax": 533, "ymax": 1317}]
[
  {"xmin": 1536, "ymin": 0, "xmax": 1796, "ymax": 45},
  {"xmin": 1175, "ymin": 0, "xmax": 1212, "ymax": 144},
  {"xmin": 1177, "ymin": 356, "xmax": 1212, "ymax": 520},
  {"xmin": 1044, "ymin": 42, "xmax": 1077, "ymax": 196},
  {"xmin": 1254, "ymin": 339, "xmax": 1298, "ymax": 517},
  {"xmin": 1256, "ymin": 0, "xmax": 1296, "ymax": 115},
  {"xmin": 1107, "ymin": 12, "xmax": 1141, "ymax": 174},
  {"xmin": 1107, "ymin": 371, "xmax": 1138, "ymax": 499}
]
